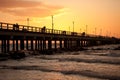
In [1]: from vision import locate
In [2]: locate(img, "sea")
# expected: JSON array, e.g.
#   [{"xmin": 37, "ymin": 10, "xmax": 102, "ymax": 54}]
[{"xmin": 0, "ymin": 44, "xmax": 120, "ymax": 80}]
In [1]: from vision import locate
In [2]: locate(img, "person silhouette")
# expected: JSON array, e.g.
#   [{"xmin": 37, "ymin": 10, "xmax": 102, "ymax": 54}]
[
  {"xmin": 15, "ymin": 23, "xmax": 19, "ymax": 30},
  {"xmin": 42, "ymin": 26, "xmax": 46, "ymax": 33},
  {"xmin": 13, "ymin": 23, "xmax": 19, "ymax": 30},
  {"xmin": 13, "ymin": 24, "xmax": 16, "ymax": 30}
]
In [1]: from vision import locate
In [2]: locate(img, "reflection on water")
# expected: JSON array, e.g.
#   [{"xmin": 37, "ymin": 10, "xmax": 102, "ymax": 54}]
[{"xmin": 0, "ymin": 44, "xmax": 120, "ymax": 80}]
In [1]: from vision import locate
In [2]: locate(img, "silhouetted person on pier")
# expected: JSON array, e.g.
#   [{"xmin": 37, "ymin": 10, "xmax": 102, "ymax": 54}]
[
  {"xmin": 42, "ymin": 26, "xmax": 46, "ymax": 33},
  {"xmin": 62, "ymin": 31, "xmax": 66, "ymax": 35},
  {"xmin": 81, "ymin": 32, "xmax": 85, "ymax": 36},
  {"xmin": 13, "ymin": 23, "xmax": 19, "ymax": 31}
]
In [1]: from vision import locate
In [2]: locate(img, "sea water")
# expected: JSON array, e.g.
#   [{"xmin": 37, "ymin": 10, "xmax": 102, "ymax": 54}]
[{"xmin": 0, "ymin": 44, "xmax": 120, "ymax": 80}]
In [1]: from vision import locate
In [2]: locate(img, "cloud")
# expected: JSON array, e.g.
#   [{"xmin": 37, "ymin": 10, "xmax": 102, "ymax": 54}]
[{"xmin": 0, "ymin": 0, "xmax": 64, "ymax": 17}]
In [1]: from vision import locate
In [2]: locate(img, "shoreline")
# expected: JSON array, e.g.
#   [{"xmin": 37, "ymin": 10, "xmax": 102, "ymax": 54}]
[{"xmin": 0, "ymin": 44, "xmax": 120, "ymax": 61}]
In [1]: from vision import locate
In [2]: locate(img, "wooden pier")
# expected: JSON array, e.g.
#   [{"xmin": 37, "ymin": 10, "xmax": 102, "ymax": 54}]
[{"xmin": 0, "ymin": 22, "xmax": 120, "ymax": 53}]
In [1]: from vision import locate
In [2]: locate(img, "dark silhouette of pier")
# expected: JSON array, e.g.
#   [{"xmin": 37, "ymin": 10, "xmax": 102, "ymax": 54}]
[{"xmin": 0, "ymin": 22, "xmax": 120, "ymax": 54}]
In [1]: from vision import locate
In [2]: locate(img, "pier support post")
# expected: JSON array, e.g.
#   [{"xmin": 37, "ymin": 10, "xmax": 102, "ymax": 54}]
[
  {"xmin": 13, "ymin": 40, "xmax": 15, "ymax": 51},
  {"xmin": 40, "ymin": 40, "xmax": 42, "ymax": 50},
  {"xmin": 55, "ymin": 40, "xmax": 57, "ymax": 49},
  {"xmin": 43, "ymin": 40, "xmax": 46, "ymax": 50},
  {"xmin": 38, "ymin": 40, "xmax": 40, "ymax": 50},
  {"xmin": 60, "ymin": 40, "xmax": 62, "ymax": 49},
  {"xmin": 2, "ymin": 40, "xmax": 7, "ymax": 53},
  {"xmin": 31, "ymin": 40, "xmax": 33, "ymax": 50},
  {"xmin": 48, "ymin": 40, "xmax": 52, "ymax": 50},
  {"xmin": 1, "ymin": 40, "xmax": 4, "ymax": 53},
  {"xmin": 64, "ymin": 40, "xmax": 67, "ymax": 49},
  {"xmin": 35, "ymin": 40, "xmax": 37, "ymax": 50},
  {"xmin": 84, "ymin": 41, "xmax": 86, "ymax": 47},
  {"xmin": 16, "ymin": 40, "xmax": 18, "ymax": 51},
  {"xmin": 26, "ymin": 40, "xmax": 28, "ymax": 50},
  {"xmin": 83, "ymin": 41, "xmax": 85, "ymax": 47},
  {"xmin": 20, "ymin": 39, "xmax": 24, "ymax": 50},
  {"xmin": 7, "ymin": 40, "xmax": 10, "ymax": 52},
  {"xmin": 77, "ymin": 40, "xmax": 80, "ymax": 47},
  {"xmin": 80, "ymin": 40, "xmax": 82, "ymax": 47},
  {"xmin": 69, "ymin": 40, "xmax": 72, "ymax": 48},
  {"xmin": 67, "ymin": 40, "xmax": 69, "ymax": 49},
  {"xmin": 83, "ymin": 40, "xmax": 85, "ymax": 47},
  {"xmin": 90, "ymin": 40, "xmax": 96, "ymax": 46},
  {"xmin": 86, "ymin": 41, "xmax": 90, "ymax": 47},
  {"xmin": 0, "ymin": 40, "xmax": 1, "ymax": 53}
]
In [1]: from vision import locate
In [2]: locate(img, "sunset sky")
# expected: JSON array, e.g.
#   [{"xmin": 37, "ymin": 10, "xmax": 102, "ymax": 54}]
[{"xmin": 0, "ymin": 0, "xmax": 120, "ymax": 37}]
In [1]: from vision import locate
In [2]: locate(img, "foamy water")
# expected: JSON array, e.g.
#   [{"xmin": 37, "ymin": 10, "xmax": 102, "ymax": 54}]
[{"xmin": 0, "ymin": 44, "xmax": 120, "ymax": 80}]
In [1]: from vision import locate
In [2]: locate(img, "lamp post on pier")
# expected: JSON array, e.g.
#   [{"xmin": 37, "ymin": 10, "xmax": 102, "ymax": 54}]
[
  {"xmin": 52, "ymin": 15, "xmax": 54, "ymax": 33},
  {"xmin": 27, "ymin": 18, "xmax": 29, "ymax": 26},
  {"xmin": 95, "ymin": 27, "xmax": 97, "ymax": 35},
  {"xmin": 80, "ymin": 28, "xmax": 81, "ymax": 33},
  {"xmin": 73, "ymin": 21, "xmax": 74, "ymax": 32},
  {"xmin": 86, "ymin": 25, "xmax": 88, "ymax": 34}
]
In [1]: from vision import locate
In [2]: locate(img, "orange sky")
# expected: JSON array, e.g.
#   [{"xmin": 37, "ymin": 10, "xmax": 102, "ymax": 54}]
[{"xmin": 0, "ymin": 0, "xmax": 120, "ymax": 37}]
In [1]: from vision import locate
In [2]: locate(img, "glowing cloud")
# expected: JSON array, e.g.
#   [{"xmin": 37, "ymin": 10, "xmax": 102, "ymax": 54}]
[{"xmin": 0, "ymin": 0, "xmax": 64, "ymax": 17}]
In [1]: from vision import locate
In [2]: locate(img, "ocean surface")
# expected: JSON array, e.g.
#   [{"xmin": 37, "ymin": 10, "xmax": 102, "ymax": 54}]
[{"xmin": 0, "ymin": 44, "xmax": 120, "ymax": 80}]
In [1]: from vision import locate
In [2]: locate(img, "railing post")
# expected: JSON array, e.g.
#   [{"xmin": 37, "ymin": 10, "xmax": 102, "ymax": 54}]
[
  {"xmin": 48, "ymin": 29, "xmax": 50, "ymax": 33},
  {"xmin": 7, "ymin": 24, "xmax": 9, "ymax": 29},
  {"xmin": 27, "ymin": 26, "xmax": 29, "ymax": 31},
  {"xmin": 39, "ymin": 28, "xmax": 41, "ymax": 32},
  {"xmin": 31, "ymin": 27, "xmax": 33, "ymax": 32},
  {"xmin": 23, "ymin": 26, "xmax": 24, "ymax": 31},
  {"xmin": 58, "ymin": 30, "xmax": 59, "ymax": 34},
  {"xmin": 35, "ymin": 27, "xmax": 37, "ymax": 32},
  {"xmin": 0, "ymin": 23, "xmax": 2, "ymax": 29}
]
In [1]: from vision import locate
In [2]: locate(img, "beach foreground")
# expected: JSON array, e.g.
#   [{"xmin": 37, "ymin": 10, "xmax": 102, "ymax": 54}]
[{"xmin": 0, "ymin": 44, "xmax": 120, "ymax": 80}]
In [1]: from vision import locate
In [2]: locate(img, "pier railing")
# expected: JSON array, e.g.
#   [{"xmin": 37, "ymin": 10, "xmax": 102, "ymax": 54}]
[{"xmin": 0, "ymin": 22, "xmax": 107, "ymax": 38}]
